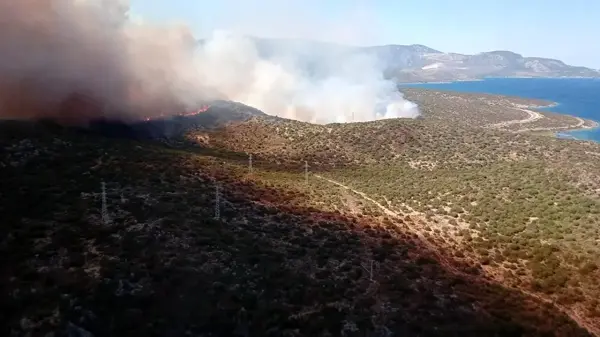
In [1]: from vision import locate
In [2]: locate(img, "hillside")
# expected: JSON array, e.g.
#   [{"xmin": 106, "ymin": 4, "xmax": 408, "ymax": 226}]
[
  {"xmin": 229, "ymin": 37, "xmax": 600, "ymax": 82},
  {"xmin": 3, "ymin": 88, "xmax": 600, "ymax": 336},
  {"xmin": 188, "ymin": 89, "xmax": 600, "ymax": 335}
]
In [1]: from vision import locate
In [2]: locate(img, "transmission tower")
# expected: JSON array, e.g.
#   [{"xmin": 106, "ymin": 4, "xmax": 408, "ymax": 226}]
[
  {"xmin": 304, "ymin": 161, "xmax": 309, "ymax": 184},
  {"xmin": 101, "ymin": 181, "xmax": 111, "ymax": 224},
  {"xmin": 248, "ymin": 153, "xmax": 253, "ymax": 174},
  {"xmin": 214, "ymin": 182, "xmax": 221, "ymax": 220}
]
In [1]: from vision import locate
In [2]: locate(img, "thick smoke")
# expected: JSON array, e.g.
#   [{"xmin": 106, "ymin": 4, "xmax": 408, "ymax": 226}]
[
  {"xmin": 196, "ymin": 31, "xmax": 420, "ymax": 123},
  {"xmin": 0, "ymin": 0, "xmax": 419, "ymax": 125}
]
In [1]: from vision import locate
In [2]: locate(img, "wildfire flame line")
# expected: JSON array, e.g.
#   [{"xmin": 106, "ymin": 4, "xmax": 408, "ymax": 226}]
[{"xmin": 142, "ymin": 104, "xmax": 211, "ymax": 122}]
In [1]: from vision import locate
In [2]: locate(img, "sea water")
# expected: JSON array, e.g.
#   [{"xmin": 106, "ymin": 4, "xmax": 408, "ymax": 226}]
[{"xmin": 401, "ymin": 77, "xmax": 600, "ymax": 142}]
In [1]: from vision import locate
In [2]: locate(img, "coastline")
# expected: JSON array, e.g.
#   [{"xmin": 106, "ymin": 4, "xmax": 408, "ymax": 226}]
[
  {"xmin": 556, "ymin": 119, "xmax": 600, "ymax": 140},
  {"xmin": 526, "ymin": 101, "xmax": 599, "ymax": 132},
  {"xmin": 528, "ymin": 102, "xmax": 600, "ymax": 138},
  {"xmin": 531, "ymin": 100, "xmax": 600, "ymax": 138},
  {"xmin": 397, "ymin": 78, "xmax": 484, "ymax": 86},
  {"xmin": 526, "ymin": 101, "xmax": 600, "ymax": 138},
  {"xmin": 401, "ymin": 78, "xmax": 599, "ymax": 142},
  {"xmin": 526, "ymin": 101, "xmax": 559, "ymax": 109}
]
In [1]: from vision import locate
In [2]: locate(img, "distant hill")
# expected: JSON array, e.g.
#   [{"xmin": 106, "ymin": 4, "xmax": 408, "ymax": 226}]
[
  {"xmin": 394, "ymin": 49, "xmax": 600, "ymax": 82},
  {"xmin": 199, "ymin": 36, "xmax": 600, "ymax": 82}
]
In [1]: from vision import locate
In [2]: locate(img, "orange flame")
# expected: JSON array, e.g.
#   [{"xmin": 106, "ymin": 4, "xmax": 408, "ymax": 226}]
[{"xmin": 142, "ymin": 104, "xmax": 210, "ymax": 122}]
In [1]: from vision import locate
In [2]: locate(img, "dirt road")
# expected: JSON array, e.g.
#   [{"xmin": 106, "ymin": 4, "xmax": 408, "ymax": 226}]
[{"xmin": 314, "ymin": 174, "xmax": 599, "ymax": 336}]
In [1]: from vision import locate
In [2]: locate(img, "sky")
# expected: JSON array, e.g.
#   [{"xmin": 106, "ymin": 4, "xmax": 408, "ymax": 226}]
[{"xmin": 129, "ymin": 0, "xmax": 600, "ymax": 69}]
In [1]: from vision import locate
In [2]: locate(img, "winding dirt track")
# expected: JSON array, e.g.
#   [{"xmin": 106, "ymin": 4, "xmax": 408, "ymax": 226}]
[
  {"xmin": 487, "ymin": 106, "xmax": 598, "ymax": 133},
  {"xmin": 314, "ymin": 174, "xmax": 599, "ymax": 336},
  {"xmin": 486, "ymin": 107, "xmax": 543, "ymax": 129}
]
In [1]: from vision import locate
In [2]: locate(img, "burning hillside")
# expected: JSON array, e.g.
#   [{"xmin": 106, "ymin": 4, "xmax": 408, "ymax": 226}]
[
  {"xmin": 80, "ymin": 101, "xmax": 268, "ymax": 141},
  {"xmin": 142, "ymin": 105, "xmax": 211, "ymax": 122}
]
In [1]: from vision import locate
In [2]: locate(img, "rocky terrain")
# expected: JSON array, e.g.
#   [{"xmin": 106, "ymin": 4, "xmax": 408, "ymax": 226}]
[
  {"xmin": 242, "ymin": 37, "xmax": 600, "ymax": 82},
  {"xmin": 2, "ymin": 88, "xmax": 600, "ymax": 336}
]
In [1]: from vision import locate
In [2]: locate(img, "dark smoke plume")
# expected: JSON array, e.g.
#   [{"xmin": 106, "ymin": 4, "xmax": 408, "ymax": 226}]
[{"xmin": 0, "ymin": 0, "xmax": 215, "ymax": 125}]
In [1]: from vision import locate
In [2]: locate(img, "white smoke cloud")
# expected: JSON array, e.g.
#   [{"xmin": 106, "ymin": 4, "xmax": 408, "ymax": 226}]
[
  {"xmin": 194, "ymin": 31, "xmax": 420, "ymax": 123},
  {"xmin": 0, "ymin": 0, "xmax": 419, "ymax": 125}
]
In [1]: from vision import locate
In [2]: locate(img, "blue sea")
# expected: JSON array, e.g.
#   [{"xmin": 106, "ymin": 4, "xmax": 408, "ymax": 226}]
[{"xmin": 401, "ymin": 77, "xmax": 600, "ymax": 142}]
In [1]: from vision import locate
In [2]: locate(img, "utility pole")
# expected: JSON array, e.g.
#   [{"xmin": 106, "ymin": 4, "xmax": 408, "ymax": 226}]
[
  {"xmin": 352, "ymin": 111, "xmax": 355, "ymax": 122},
  {"xmin": 248, "ymin": 153, "xmax": 253, "ymax": 174},
  {"xmin": 101, "ymin": 181, "xmax": 111, "ymax": 225},
  {"xmin": 214, "ymin": 182, "xmax": 221, "ymax": 220},
  {"xmin": 304, "ymin": 161, "xmax": 309, "ymax": 184}
]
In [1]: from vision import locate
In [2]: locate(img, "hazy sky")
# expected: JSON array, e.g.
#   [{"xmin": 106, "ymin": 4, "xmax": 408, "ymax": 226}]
[{"xmin": 129, "ymin": 0, "xmax": 600, "ymax": 69}]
